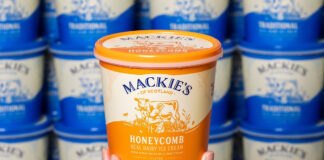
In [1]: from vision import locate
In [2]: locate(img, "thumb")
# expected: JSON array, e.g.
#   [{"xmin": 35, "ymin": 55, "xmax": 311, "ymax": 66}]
[{"xmin": 202, "ymin": 151, "xmax": 214, "ymax": 160}]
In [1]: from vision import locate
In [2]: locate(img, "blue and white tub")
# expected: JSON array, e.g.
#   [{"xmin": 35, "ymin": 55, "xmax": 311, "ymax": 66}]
[
  {"xmin": 240, "ymin": 41, "xmax": 324, "ymax": 129},
  {"xmin": 208, "ymin": 120, "xmax": 237, "ymax": 160},
  {"xmin": 50, "ymin": 43, "xmax": 105, "ymax": 130},
  {"xmin": 211, "ymin": 40, "xmax": 235, "ymax": 125},
  {"xmin": 228, "ymin": 0, "xmax": 244, "ymax": 41},
  {"xmin": 43, "ymin": 0, "xmax": 59, "ymax": 42},
  {"xmin": 0, "ymin": 0, "xmax": 41, "ymax": 44},
  {"xmin": 0, "ymin": 115, "xmax": 52, "ymax": 160},
  {"xmin": 0, "ymin": 39, "xmax": 47, "ymax": 126},
  {"xmin": 135, "ymin": 0, "xmax": 151, "ymax": 30},
  {"xmin": 150, "ymin": 0, "xmax": 229, "ymax": 42},
  {"xmin": 55, "ymin": 0, "xmax": 135, "ymax": 46},
  {"xmin": 241, "ymin": 121, "xmax": 324, "ymax": 160},
  {"xmin": 54, "ymin": 122, "xmax": 107, "ymax": 160},
  {"xmin": 243, "ymin": 0, "xmax": 324, "ymax": 45}
]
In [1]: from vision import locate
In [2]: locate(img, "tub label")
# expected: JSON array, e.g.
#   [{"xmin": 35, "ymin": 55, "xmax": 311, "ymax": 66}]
[
  {"xmin": 58, "ymin": 139, "xmax": 107, "ymax": 160},
  {"xmin": 56, "ymin": 0, "xmax": 135, "ymax": 44},
  {"xmin": 0, "ymin": 0, "xmax": 40, "ymax": 42},
  {"xmin": 101, "ymin": 66, "xmax": 215, "ymax": 159},
  {"xmin": 45, "ymin": 54, "xmax": 60, "ymax": 119},
  {"xmin": 0, "ymin": 136, "xmax": 48, "ymax": 160},
  {"xmin": 243, "ymin": 56, "xmax": 324, "ymax": 127},
  {"xmin": 0, "ymin": 55, "xmax": 44, "ymax": 124},
  {"xmin": 244, "ymin": 138, "xmax": 324, "ymax": 160},
  {"xmin": 54, "ymin": 57, "xmax": 104, "ymax": 127},
  {"xmin": 244, "ymin": 0, "xmax": 323, "ymax": 44},
  {"xmin": 208, "ymin": 139, "xmax": 233, "ymax": 160},
  {"xmin": 150, "ymin": 0, "xmax": 229, "ymax": 40}
]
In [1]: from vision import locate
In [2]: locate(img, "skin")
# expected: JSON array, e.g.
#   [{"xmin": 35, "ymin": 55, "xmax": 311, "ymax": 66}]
[{"xmin": 102, "ymin": 149, "xmax": 214, "ymax": 160}]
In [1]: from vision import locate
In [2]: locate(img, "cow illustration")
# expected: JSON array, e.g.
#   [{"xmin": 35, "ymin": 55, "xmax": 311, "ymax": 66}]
[
  {"xmin": 174, "ymin": 0, "xmax": 211, "ymax": 21},
  {"xmin": 264, "ymin": 0, "xmax": 300, "ymax": 20},
  {"xmin": 134, "ymin": 98, "xmax": 187, "ymax": 133},
  {"xmin": 71, "ymin": 0, "xmax": 109, "ymax": 20},
  {"xmin": 0, "ymin": 0, "xmax": 23, "ymax": 21},
  {"xmin": 79, "ymin": 77, "xmax": 103, "ymax": 103},
  {"xmin": 265, "ymin": 77, "xmax": 304, "ymax": 103},
  {"xmin": 0, "ymin": 79, "xmax": 28, "ymax": 103}
]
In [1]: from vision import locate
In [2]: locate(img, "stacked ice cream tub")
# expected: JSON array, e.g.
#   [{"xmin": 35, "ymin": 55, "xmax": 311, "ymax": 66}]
[
  {"xmin": 0, "ymin": 0, "xmax": 52, "ymax": 159},
  {"xmin": 43, "ymin": 0, "xmax": 136, "ymax": 159},
  {"xmin": 148, "ymin": 0, "xmax": 240, "ymax": 159},
  {"xmin": 239, "ymin": 0, "xmax": 324, "ymax": 159}
]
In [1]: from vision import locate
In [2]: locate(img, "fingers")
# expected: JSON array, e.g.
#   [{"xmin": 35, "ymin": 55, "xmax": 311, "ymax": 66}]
[
  {"xmin": 201, "ymin": 151, "xmax": 214, "ymax": 160},
  {"xmin": 102, "ymin": 149, "xmax": 109, "ymax": 160},
  {"xmin": 111, "ymin": 155, "xmax": 120, "ymax": 160}
]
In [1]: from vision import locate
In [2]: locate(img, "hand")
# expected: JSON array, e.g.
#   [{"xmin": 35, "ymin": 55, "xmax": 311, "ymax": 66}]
[{"xmin": 102, "ymin": 149, "xmax": 214, "ymax": 160}]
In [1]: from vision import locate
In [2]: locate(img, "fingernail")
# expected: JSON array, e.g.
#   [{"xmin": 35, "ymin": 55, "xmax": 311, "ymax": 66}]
[{"xmin": 111, "ymin": 155, "xmax": 119, "ymax": 160}]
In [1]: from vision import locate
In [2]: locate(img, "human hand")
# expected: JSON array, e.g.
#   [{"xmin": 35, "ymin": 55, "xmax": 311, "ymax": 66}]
[{"xmin": 102, "ymin": 148, "xmax": 214, "ymax": 160}]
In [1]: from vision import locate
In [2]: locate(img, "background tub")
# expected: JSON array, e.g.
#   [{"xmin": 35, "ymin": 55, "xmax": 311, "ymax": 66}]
[
  {"xmin": 208, "ymin": 120, "xmax": 237, "ymax": 160},
  {"xmin": 0, "ymin": 0, "xmax": 41, "ymax": 44},
  {"xmin": 243, "ymin": 0, "xmax": 324, "ymax": 45},
  {"xmin": 150, "ymin": 0, "xmax": 229, "ymax": 42},
  {"xmin": 229, "ymin": 51, "xmax": 245, "ymax": 120},
  {"xmin": 0, "ymin": 115, "xmax": 52, "ymax": 160},
  {"xmin": 51, "ymin": 43, "xmax": 105, "ymax": 130},
  {"xmin": 228, "ymin": 0, "xmax": 244, "ymax": 41},
  {"xmin": 43, "ymin": 0, "xmax": 59, "ymax": 42},
  {"xmin": 135, "ymin": 0, "xmax": 151, "ymax": 30},
  {"xmin": 54, "ymin": 122, "xmax": 107, "ymax": 160},
  {"xmin": 45, "ymin": 52, "xmax": 60, "ymax": 121},
  {"xmin": 240, "ymin": 41, "xmax": 324, "ymax": 129},
  {"xmin": 211, "ymin": 40, "xmax": 235, "ymax": 125},
  {"xmin": 55, "ymin": 0, "xmax": 135, "ymax": 46},
  {"xmin": 241, "ymin": 121, "xmax": 324, "ymax": 160},
  {"xmin": 0, "ymin": 39, "xmax": 46, "ymax": 126}
]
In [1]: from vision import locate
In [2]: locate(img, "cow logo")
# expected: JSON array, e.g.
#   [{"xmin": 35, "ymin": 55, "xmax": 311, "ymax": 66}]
[
  {"xmin": 0, "ymin": 79, "xmax": 29, "ymax": 103},
  {"xmin": 0, "ymin": 0, "xmax": 28, "ymax": 21},
  {"xmin": 79, "ymin": 77, "xmax": 103, "ymax": 103},
  {"xmin": 265, "ymin": 77, "xmax": 305, "ymax": 103},
  {"xmin": 169, "ymin": 0, "xmax": 214, "ymax": 21},
  {"xmin": 127, "ymin": 98, "xmax": 192, "ymax": 133},
  {"xmin": 262, "ymin": 0, "xmax": 303, "ymax": 20},
  {"xmin": 69, "ymin": 0, "xmax": 112, "ymax": 20}
]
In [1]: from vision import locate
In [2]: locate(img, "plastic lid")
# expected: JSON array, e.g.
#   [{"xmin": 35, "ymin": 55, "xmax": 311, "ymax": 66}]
[
  {"xmin": 50, "ymin": 41, "xmax": 94, "ymax": 56},
  {"xmin": 239, "ymin": 40, "xmax": 324, "ymax": 56},
  {"xmin": 0, "ymin": 38, "xmax": 47, "ymax": 57},
  {"xmin": 0, "ymin": 116, "xmax": 52, "ymax": 139},
  {"xmin": 240, "ymin": 121, "xmax": 324, "ymax": 140},
  {"xmin": 95, "ymin": 30, "xmax": 223, "ymax": 69},
  {"xmin": 209, "ymin": 120, "xmax": 238, "ymax": 139},
  {"xmin": 54, "ymin": 121, "xmax": 107, "ymax": 140}
]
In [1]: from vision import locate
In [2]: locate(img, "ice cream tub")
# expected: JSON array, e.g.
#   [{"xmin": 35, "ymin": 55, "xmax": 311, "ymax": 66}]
[
  {"xmin": 211, "ymin": 40, "xmax": 235, "ymax": 125},
  {"xmin": 0, "ymin": 115, "xmax": 52, "ymax": 160},
  {"xmin": 229, "ymin": 51, "xmax": 245, "ymax": 120},
  {"xmin": 54, "ymin": 122, "xmax": 107, "ymax": 160},
  {"xmin": 208, "ymin": 120, "xmax": 237, "ymax": 160},
  {"xmin": 95, "ymin": 30, "xmax": 223, "ymax": 160},
  {"xmin": 56, "ymin": 0, "xmax": 135, "ymax": 46},
  {"xmin": 243, "ymin": 0, "xmax": 324, "ymax": 45},
  {"xmin": 240, "ymin": 41, "xmax": 324, "ymax": 129},
  {"xmin": 135, "ymin": 0, "xmax": 151, "ymax": 30},
  {"xmin": 150, "ymin": 0, "xmax": 229, "ymax": 42},
  {"xmin": 43, "ymin": 0, "xmax": 59, "ymax": 42},
  {"xmin": 228, "ymin": 0, "xmax": 244, "ymax": 41},
  {"xmin": 50, "ymin": 43, "xmax": 105, "ymax": 130},
  {"xmin": 0, "ymin": 39, "xmax": 47, "ymax": 126},
  {"xmin": 241, "ymin": 121, "xmax": 324, "ymax": 160},
  {"xmin": 45, "ymin": 52, "xmax": 60, "ymax": 121},
  {"xmin": 0, "ymin": 0, "xmax": 41, "ymax": 44}
]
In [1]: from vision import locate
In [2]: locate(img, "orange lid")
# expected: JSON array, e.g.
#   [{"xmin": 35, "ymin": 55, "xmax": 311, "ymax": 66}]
[{"xmin": 95, "ymin": 30, "xmax": 223, "ymax": 69}]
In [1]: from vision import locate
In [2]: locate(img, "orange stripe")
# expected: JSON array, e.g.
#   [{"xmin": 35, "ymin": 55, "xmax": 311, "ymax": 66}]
[{"xmin": 100, "ymin": 61, "xmax": 216, "ymax": 75}]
